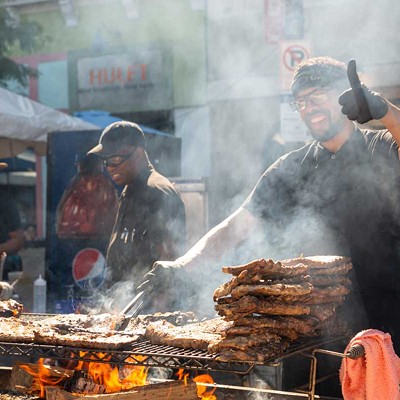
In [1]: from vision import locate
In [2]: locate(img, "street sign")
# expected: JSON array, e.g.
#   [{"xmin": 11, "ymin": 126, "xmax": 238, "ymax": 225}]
[{"xmin": 280, "ymin": 41, "xmax": 311, "ymax": 91}]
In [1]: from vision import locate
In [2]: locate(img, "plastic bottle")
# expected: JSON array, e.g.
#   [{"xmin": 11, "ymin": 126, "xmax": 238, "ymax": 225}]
[{"xmin": 33, "ymin": 274, "xmax": 47, "ymax": 313}]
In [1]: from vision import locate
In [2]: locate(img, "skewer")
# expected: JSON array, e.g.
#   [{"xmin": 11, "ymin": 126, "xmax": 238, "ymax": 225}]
[{"xmin": 150, "ymin": 378, "xmax": 321, "ymax": 398}]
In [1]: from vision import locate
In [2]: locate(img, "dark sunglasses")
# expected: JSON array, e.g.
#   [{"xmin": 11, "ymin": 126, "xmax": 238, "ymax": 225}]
[
  {"xmin": 290, "ymin": 89, "xmax": 330, "ymax": 112},
  {"xmin": 102, "ymin": 152, "xmax": 134, "ymax": 168}
]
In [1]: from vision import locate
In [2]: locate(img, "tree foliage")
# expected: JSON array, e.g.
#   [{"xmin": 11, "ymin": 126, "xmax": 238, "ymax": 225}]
[{"xmin": 0, "ymin": 6, "xmax": 48, "ymax": 89}]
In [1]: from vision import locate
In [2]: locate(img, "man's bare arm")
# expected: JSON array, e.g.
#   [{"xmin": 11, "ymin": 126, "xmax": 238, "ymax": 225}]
[
  {"xmin": 139, "ymin": 207, "xmax": 264, "ymax": 313},
  {"xmin": 174, "ymin": 206, "xmax": 263, "ymax": 272},
  {"xmin": 0, "ymin": 230, "xmax": 24, "ymax": 254},
  {"xmin": 380, "ymin": 102, "xmax": 400, "ymax": 149}
]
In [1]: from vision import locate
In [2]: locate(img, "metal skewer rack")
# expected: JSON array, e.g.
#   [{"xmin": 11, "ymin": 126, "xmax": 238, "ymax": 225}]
[{"xmin": 298, "ymin": 343, "xmax": 365, "ymax": 400}]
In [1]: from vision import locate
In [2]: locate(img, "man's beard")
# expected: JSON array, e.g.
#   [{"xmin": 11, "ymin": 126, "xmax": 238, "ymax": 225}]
[
  {"xmin": 306, "ymin": 112, "xmax": 346, "ymax": 142},
  {"xmin": 309, "ymin": 126, "xmax": 338, "ymax": 142}
]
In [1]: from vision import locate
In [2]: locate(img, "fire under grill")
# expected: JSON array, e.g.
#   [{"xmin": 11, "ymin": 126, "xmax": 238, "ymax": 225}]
[
  {"xmin": 0, "ymin": 335, "xmax": 348, "ymax": 374},
  {"xmin": 0, "ymin": 339, "xmax": 251, "ymax": 374},
  {"xmin": 0, "ymin": 313, "xmax": 355, "ymax": 399},
  {"xmin": 0, "ymin": 336, "xmax": 354, "ymax": 399}
]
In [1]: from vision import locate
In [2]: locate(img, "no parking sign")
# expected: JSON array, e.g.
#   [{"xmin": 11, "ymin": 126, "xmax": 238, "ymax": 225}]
[
  {"xmin": 279, "ymin": 41, "xmax": 311, "ymax": 142},
  {"xmin": 280, "ymin": 41, "xmax": 311, "ymax": 91}
]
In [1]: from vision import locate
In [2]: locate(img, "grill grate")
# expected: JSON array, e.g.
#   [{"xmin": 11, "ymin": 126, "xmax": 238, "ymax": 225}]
[
  {"xmin": 0, "ymin": 336, "xmax": 348, "ymax": 376},
  {"xmin": 0, "ymin": 340, "xmax": 255, "ymax": 374}
]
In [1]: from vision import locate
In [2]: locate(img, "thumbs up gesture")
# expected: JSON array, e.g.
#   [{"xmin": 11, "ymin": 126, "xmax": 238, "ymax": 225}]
[{"xmin": 339, "ymin": 59, "xmax": 388, "ymax": 124}]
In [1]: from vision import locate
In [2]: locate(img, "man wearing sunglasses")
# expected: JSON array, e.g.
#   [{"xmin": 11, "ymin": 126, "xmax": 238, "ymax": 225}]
[
  {"xmin": 142, "ymin": 57, "xmax": 400, "ymax": 352},
  {"xmin": 87, "ymin": 121, "xmax": 186, "ymax": 296}
]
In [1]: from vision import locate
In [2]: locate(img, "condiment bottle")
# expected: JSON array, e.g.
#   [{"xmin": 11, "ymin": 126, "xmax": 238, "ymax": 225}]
[{"xmin": 33, "ymin": 274, "xmax": 47, "ymax": 313}]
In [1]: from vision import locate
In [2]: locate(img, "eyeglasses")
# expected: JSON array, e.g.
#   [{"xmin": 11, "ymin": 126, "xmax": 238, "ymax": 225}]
[
  {"xmin": 290, "ymin": 90, "xmax": 330, "ymax": 112},
  {"xmin": 102, "ymin": 152, "xmax": 133, "ymax": 168}
]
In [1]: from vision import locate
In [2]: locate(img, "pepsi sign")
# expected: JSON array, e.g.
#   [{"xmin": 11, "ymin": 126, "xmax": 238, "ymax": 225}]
[{"xmin": 72, "ymin": 248, "xmax": 106, "ymax": 290}]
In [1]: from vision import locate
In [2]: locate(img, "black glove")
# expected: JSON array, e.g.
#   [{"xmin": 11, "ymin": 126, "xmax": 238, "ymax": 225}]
[
  {"xmin": 339, "ymin": 59, "xmax": 388, "ymax": 124},
  {"xmin": 135, "ymin": 261, "xmax": 195, "ymax": 313}
]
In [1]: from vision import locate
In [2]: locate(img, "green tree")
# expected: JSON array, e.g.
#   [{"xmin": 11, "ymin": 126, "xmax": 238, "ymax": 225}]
[{"xmin": 0, "ymin": 6, "xmax": 47, "ymax": 89}]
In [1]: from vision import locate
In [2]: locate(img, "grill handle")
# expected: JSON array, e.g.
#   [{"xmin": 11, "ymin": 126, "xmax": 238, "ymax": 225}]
[{"xmin": 346, "ymin": 344, "xmax": 365, "ymax": 359}]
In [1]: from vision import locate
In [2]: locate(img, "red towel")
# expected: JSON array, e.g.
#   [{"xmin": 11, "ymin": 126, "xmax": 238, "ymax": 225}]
[{"xmin": 340, "ymin": 329, "xmax": 400, "ymax": 400}]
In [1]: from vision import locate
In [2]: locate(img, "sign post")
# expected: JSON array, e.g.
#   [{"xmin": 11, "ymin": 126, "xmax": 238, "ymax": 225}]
[
  {"xmin": 280, "ymin": 41, "xmax": 311, "ymax": 91},
  {"xmin": 279, "ymin": 41, "xmax": 311, "ymax": 142}
]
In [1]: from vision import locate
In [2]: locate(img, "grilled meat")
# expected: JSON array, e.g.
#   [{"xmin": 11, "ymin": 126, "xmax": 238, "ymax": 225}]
[
  {"xmin": 301, "ymin": 285, "xmax": 350, "ymax": 305},
  {"xmin": 213, "ymin": 275, "xmax": 240, "ymax": 300},
  {"xmin": 281, "ymin": 255, "xmax": 351, "ymax": 269},
  {"xmin": 230, "ymin": 282, "xmax": 313, "ymax": 300},
  {"xmin": 34, "ymin": 326, "xmax": 140, "ymax": 350},
  {"xmin": 0, "ymin": 317, "xmax": 36, "ymax": 342},
  {"xmin": 145, "ymin": 318, "xmax": 230, "ymax": 350},
  {"xmin": 43, "ymin": 313, "xmax": 126, "ymax": 332},
  {"xmin": 309, "ymin": 264, "xmax": 352, "ymax": 276},
  {"xmin": 231, "ymin": 315, "xmax": 314, "ymax": 335},
  {"xmin": 208, "ymin": 332, "xmax": 282, "ymax": 353},
  {"xmin": 0, "ymin": 313, "xmax": 148, "ymax": 349},
  {"xmin": 223, "ymin": 325, "xmax": 300, "ymax": 341},
  {"xmin": 0, "ymin": 299, "xmax": 23, "ymax": 317},
  {"xmin": 222, "ymin": 258, "xmax": 308, "ymax": 278},
  {"xmin": 215, "ymin": 341, "xmax": 291, "ymax": 363},
  {"xmin": 308, "ymin": 303, "xmax": 339, "ymax": 322},
  {"xmin": 211, "ymin": 255, "xmax": 353, "ymax": 362},
  {"xmin": 309, "ymin": 275, "xmax": 351, "ymax": 287},
  {"xmin": 215, "ymin": 295, "xmax": 310, "ymax": 318}
]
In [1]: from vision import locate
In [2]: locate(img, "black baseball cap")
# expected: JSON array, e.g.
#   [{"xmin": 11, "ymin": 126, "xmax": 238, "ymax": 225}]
[{"xmin": 88, "ymin": 121, "xmax": 146, "ymax": 157}]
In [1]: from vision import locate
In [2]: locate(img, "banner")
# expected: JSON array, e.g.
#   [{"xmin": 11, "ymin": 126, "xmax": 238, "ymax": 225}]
[{"xmin": 69, "ymin": 45, "xmax": 173, "ymax": 113}]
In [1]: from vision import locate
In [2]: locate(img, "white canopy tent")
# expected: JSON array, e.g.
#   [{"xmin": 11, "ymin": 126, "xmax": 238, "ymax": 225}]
[
  {"xmin": 0, "ymin": 87, "xmax": 98, "ymax": 158},
  {"xmin": 0, "ymin": 87, "xmax": 99, "ymax": 239}
]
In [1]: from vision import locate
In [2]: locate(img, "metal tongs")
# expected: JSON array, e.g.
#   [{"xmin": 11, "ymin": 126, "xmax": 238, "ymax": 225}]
[
  {"xmin": 115, "ymin": 265, "xmax": 177, "ymax": 331},
  {"xmin": 115, "ymin": 288, "xmax": 148, "ymax": 331}
]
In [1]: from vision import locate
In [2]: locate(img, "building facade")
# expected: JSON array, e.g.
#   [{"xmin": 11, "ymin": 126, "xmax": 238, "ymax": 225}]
[{"xmin": 4, "ymin": 0, "xmax": 400, "ymax": 226}]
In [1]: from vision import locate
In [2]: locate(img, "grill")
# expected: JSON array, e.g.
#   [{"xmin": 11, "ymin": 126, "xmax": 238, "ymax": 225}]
[
  {"xmin": 0, "ymin": 335, "xmax": 349, "ymax": 374},
  {"xmin": 0, "ymin": 339, "xmax": 253, "ymax": 374},
  {"xmin": 0, "ymin": 314, "xmax": 353, "ymax": 399}
]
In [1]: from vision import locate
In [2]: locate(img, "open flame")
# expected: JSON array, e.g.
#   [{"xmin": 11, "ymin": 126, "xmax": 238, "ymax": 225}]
[
  {"xmin": 72, "ymin": 352, "xmax": 148, "ymax": 391},
  {"xmin": 176, "ymin": 368, "xmax": 218, "ymax": 399},
  {"xmin": 20, "ymin": 355, "xmax": 217, "ymax": 399},
  {"xmin": 20, "ymin": 359, "xmax": 71, "ymax": 398},
  {"xmin": 20, "ymin": 353, "xmax": 149, "ymax": 398},
  {"xmin": 194, "ymin": 374, "xmax": 218, "ymax": 399}
]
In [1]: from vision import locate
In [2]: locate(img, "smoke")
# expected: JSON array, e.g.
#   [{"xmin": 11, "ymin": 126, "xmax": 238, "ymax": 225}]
[
  {"xmin": 183, "ymin": 0, "xmax": 400, "ymax": 229},
  {"xmin": 41, "ymin": 0, "xmax": 400, "ymax": 330},
  {"xmin": 304, "ymin": 1, "xmax": 400, "ymax": 86},
  {"xmin": 88, "ymin": 280, "xmax": 137, "ymax": 314},
  {"xmin": 166, "ymin": 0, "xmax": 400, "ymax": 321}
]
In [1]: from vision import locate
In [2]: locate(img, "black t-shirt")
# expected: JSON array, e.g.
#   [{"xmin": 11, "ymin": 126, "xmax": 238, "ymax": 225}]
[
  {"xmin": 244, "ymin": 129, "xmax": 400, "ymax": 295},
  {"xmin": 105, "ymin": 166, "xmax": 186, "ymax": 287}
]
